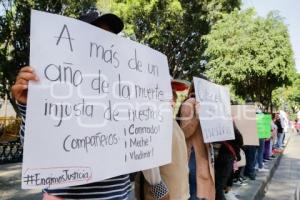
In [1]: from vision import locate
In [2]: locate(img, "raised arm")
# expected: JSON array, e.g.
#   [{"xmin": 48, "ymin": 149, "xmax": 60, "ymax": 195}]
[
  {"xmin": 11, "ymin": 66, "xmax": 38, "ymax": 142},
  {"xmin": 179, "ymin": 98, "xmax": 199, "ymax": 139}
]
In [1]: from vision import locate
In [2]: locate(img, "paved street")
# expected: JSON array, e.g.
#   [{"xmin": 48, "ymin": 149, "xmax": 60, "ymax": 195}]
[
  {"xmin": 1, "ymin": 132, "xmax": 300, "ymax": 200},
  {"xmin": 263, "ymin": 132, "xmax": 300, "ymax": 200},
  {"xmin": 0, "ymin": 163, "xmax": 41, "ymax": 200},
  {"xmin": 0, "ymin": 163, "xmax": 136, "ymax": 200}
]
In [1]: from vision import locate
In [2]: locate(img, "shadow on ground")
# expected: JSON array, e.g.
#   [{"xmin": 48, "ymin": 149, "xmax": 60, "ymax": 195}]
[{"xmin": 0, "ymin": 163, "xmax": 42, "ymax": 200}]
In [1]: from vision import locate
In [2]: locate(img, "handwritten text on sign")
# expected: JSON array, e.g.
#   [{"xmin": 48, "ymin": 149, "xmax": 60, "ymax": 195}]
[
  {"xmin": 193, "ymin": 77, "xmax": 235, "ymax": 143},
  {"xmin": 22, "ymin": 10, "xmax": 173, "ymax": 189}
]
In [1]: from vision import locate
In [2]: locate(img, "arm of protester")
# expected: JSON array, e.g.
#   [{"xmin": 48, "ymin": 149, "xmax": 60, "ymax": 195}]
[
  {"xmin": 142, "ymin": 168, "xmax": 170, "ymax": 200},
  {"xmin": 43, "ymin": 193, "xmax": 64, "ymax": 200},
  {"xmin": 159, "ymin": 194, "xmax": 170, "ymax": 200},
  {"xmin": 179, "ymin": 98, "xmax": 199, "ymax": 139},
  {"xmin": 142, "ymin": 167, "xmax": 161, "ymax": 185},
  {"xmin": 11, "ymin": 66, "xmax": 38, "ymax": 143},
  {"xmin": 16, "ymin": 102, "xmax": 26, "ymax": 144},
  {"xmin": 11, "ymin": 66, "xmax": 39, "ymax": 105}
]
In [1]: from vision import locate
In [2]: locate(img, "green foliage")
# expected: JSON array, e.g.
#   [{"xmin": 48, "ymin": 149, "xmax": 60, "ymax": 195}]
[
  {"xmin": 0, "ymin": 0, "xmax": 242, "ymax": 115},
  {"xmin": 204, "ymin": 9, "xmax": 296, "ymax": 110},
  {"xmin": 102, "ymin": 0, "xmax": 241, "ymax": 80},
  {"xmin": 0, "ymin": 118, "xmax": 21, "ymax": 142},
  {"xmin": 272, "ymin": 73, "xmax": 300, "ymax": 112},
  {"xmin": 0, "ymin": 0, "xmax": 96, "ymax": 115},
  {"xmin": 288, "ymin": 74, "xmax": 300, "ymax": 108}
]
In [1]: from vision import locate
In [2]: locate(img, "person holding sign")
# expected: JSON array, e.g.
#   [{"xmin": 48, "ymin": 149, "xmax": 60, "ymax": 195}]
[
  {"xmin": 12, "ymin": 9, "xmax": 170, "ymax": 200},
  {"xmin": 177, "ymin": 83, "xmax": 215, "ymax": 200},
  {"xmin": 214, "ymin": 125, "xmax": 243, "ymax": 200},
  {"xmin": 135, "ymin": 87, "xmax": 190, "ymax": 200}
]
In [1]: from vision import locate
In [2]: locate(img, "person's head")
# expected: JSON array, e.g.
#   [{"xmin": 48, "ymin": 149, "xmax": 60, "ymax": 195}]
[
  {"xmin": 275, "ymin": 112, "xmax": 280, "ymax": 120},
  {"xmin": 79, "ymin": 9, "xmax": 124, "ymax": 34},
  {"xmin": 272, "ymin": 113, "xmax": 276, "ymax": 120},
  {"xmin": 188, "ymin": 74, "xmax": 210, "ymax": 98}
]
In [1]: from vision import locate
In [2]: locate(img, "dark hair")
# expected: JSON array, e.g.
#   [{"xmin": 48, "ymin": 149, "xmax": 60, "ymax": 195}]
[
  {"xmin": 176, "ymin": 74, "xmax": 210, "ymax": 124},
  {"xmin": 272, "ymin": 113, "xmax": 276, "ymax": 119},
  {"xmin": 172, "ymin": 90, "xmax": 178, "ymax": 100}
]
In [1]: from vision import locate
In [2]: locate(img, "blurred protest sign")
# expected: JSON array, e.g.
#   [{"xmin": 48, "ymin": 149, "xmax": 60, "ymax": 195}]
[
  {"xmin": 194, "ymin": 77, "xmax": 235, "ymax": 143},
  {"xmin": 256, "ymin": 114, "xmax": 272, "ymax": 139},
  {"xmin": 231, "ymin": 105, "xmax": 259, "ymax": 146}
]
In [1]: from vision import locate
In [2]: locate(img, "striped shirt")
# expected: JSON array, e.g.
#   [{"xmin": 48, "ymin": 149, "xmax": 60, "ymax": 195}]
[{"xmin": 18, "ymin": 103, "xmax": 131, "ymax": 199}]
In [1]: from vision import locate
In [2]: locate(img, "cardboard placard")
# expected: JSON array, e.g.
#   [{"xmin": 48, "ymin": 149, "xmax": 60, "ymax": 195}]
[
  {"xmin": 22, "ymin": 10, "xmax": 173, "ymax": 189},
  {"xmin": 231, "ymin": 105, "xmax": 259, "ymax": 146},
  {"xmin": 194, "ymin": 77, "xmax": 235, "ymax": 143}
]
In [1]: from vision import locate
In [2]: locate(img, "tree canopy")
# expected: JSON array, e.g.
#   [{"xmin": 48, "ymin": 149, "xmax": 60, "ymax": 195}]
[
  {"xmin": 1, "ymin": 0, "xmax": 242, "ymax": 115},
  {"xmin": 272, "ymin": 73, "xmax": 300, "ymax": 113},
  {"xmin": 1, "ymin": 1, "xmax": 298, "ymax": 115},
  {"xmin": 107, "ymin": 0, "xmax": 241, "ymax": 79},
  {"xmin": 204, "ymin": 9, "xmax": 296, "ymax": 111}
]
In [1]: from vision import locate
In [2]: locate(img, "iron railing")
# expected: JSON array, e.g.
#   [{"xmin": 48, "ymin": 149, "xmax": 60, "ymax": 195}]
[{"xmin": 0, "ymin": 141, "xmax": 23, "ymax": 164}]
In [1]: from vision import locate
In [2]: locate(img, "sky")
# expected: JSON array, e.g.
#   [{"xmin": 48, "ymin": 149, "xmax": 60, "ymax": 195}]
[{"xmin": 242, "ymin": 0, "xmax": 300, "ymax": 72}]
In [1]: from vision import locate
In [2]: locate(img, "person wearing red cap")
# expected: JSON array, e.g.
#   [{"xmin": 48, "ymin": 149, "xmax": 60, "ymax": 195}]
[
  {"xmin": 177, "ymin": 83, "xmax": 215, "ymax": 200},
  {"xmin": 12, "ymin": 9, "xmax": 169, "ymax": 200},
  {"xmin": 134, "ymin": 88, "xmax": 190, "ymax": 200}
]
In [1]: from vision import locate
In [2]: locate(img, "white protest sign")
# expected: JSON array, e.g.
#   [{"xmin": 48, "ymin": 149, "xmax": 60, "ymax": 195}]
[
  {"xmin": 231, "ymin": 105, "xmax": 259, "ymax": 146},
  {"xmin": 22, "ymin": 10, "xmax": 173, "ymax": 189},
  {"xmin": 193, "ymin": 77, "xmax": 235, "ymax": 143}
]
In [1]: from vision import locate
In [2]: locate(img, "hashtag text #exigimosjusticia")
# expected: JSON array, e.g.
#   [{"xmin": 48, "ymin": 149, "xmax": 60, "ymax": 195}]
[{"xmin": 23, "ymin": 169, "xmax": 90, "ymax": 187}]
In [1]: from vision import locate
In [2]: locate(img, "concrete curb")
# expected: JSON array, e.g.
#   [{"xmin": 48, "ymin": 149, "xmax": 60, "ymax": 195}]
[
  {"xmin": 255, "ymin": 149, "xmax": 284, "ymax": 199},
  {"xmin": 261, "ymin": 134, "xmax": 291, "ymax": 199},
  {"xmin": 234, "ymin": 136, "xmax": 290, "ymax": 200}
]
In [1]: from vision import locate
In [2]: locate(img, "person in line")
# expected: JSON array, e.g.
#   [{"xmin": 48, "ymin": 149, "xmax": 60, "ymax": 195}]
[
  {"xmin": 177, "ymin": 82, "xmax": 215, "ymax": 200},
  {"xmin": 274, "ymin": 113, "xmax": 284, "ymax": 150},
  {"xmin": 269, "ymin": 113, "xmax": 278, "ymax": 157},
  {"xmin": 12, "ymin": 9, "xmax": 169, "ymax": 200},
  {"xmin": 279, "ymin": 111, "xmax": 288, "ymax": 147},
  {"xmin": 255, "ymin": 137, "xmax": 267, "ymax": 172},
  {"xmin": 243, "ymin": 102, "xmax": 257, "ymax": 181},
  {"xmin": 263, "ymin": 137, "xmax": 271, "ymax": 161},
  {"xmin": 135, "ymin": 87, "xmax": 190, "ymax": 200},
  {"xmin": 214, "ymin": 125, "xmax": 243, "ymax": 200}
]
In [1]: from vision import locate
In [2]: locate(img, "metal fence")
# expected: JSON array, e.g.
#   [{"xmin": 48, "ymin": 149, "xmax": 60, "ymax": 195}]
[{"xmin": 0, "ymin": 141, "xmax": 23, "ymax": 164}]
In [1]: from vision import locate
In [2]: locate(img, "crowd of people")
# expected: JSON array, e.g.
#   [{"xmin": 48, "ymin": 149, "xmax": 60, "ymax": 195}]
[{"xmin": 11, "ymin": 8, "xmax": 295, "ymax": 200}]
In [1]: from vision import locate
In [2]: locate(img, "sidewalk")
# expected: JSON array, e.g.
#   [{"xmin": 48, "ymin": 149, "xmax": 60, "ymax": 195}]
[
  {"xmin": 0, "ymin": 132, "xmax": 298, "ymax": 200},
  {"xmin": 0, "ymin": 154, "xmax": 285, "ymax": 200},
  {"xmin": 232, "ymin": 151, "xmax": 282, "ymax": 200},
  {"xmin": 0, "ymin": 163, "xmax": 41, "ymax": 200},
  {"xmin": 0, "ymin": 163, "xmax": 132, "ymax": 199},
  {"xmin": 263, "ymin": 132, "xmax": 300, "ymax": 200},
  {"xmin": 232, "ymin": 131, "xmax": 299, "ymax": 200}
]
